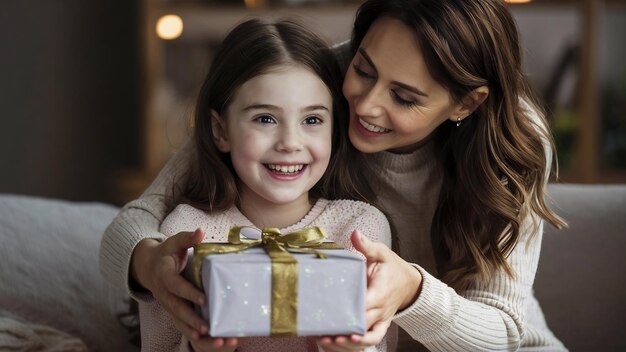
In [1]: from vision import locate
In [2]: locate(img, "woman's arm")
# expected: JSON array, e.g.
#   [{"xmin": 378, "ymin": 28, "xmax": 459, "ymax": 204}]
[
  {"xmin": 394, "ymin": 217, "xmax": 543, "ymax": 351},
  {"xmin": 351, "ymin": 196, "xmax": 569, "ymax": 351},
  {"xmin": 99, "ymin": 140, "xmax": 223, "ymax": 344},
  {"xmin": 99, "ymin": 140, "xmax": 191, "ymax": 292},
  {"xmin": 345, "ymin": 216, "xmax": 550, "ymax": 352}
]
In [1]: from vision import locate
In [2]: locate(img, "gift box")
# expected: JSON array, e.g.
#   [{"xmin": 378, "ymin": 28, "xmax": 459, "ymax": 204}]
[{"xmin": 188, "ymin": 227, "xmax": 366, "ymax": 338}]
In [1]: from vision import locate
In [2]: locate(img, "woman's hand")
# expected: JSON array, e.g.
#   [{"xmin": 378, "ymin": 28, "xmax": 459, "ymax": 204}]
[
  {"xmin": 131, "ymin": 228, "xmax": 209, "ymax": 341},
  {"xmin": 317, "ymin": 230, "xmax": 422, "ymax": 351},
  {"xmin": 355, "ymin": 230, "xmax": 423, "ymax": 328}
]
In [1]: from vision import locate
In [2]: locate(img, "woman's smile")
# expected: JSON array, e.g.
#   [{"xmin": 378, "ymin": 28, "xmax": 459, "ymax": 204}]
[{"xmin": 358, "ymin": 117, "xmax": 392, "ymax": 134}]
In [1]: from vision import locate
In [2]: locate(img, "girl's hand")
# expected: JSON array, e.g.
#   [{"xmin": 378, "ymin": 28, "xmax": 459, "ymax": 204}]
[
  {"xmin": 316, "ymin": 319, "xmax": 388, "ymax": 351},
  {"xmin": 314, "ymin": 336, "xmax": 366, "ymax": 352},
  {"xmin": 131, "ymin": 228, "xmax": 208, "ymax": 341},
  {"xmin": 316, "ymin": 322, "xmax": 387, "ymax": 351},
  {"xmin": 188, "ymin": 337, "xmax": 239, "ymax": 352},
  {"xmin": 317, "ymin": 230, "xmax": 422, "ymax": 350}
]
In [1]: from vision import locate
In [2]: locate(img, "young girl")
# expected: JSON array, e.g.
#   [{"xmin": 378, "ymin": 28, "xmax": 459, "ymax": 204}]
[{"xmin": 133, "ymin": 18, "xmax": 392, "ymax": 352}]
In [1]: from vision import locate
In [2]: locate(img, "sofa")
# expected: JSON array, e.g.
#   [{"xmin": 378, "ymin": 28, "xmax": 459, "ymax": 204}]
[
  {"xmin": 0, "ymin": 184, "xmax": 624, "ymax": 351},
  {"xmin": 534, "ymin": 184, "xmax": 626, "ymax": 351}
]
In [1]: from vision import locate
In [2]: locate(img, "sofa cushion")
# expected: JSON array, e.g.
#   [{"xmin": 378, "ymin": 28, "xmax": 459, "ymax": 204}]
[
  {"xmin": 0, "ymin": 194, "xmax": 136, "ymax": 352},
  {"xmin": 536, "ymin": 184, "xmax": 626, "ymax": 351}
]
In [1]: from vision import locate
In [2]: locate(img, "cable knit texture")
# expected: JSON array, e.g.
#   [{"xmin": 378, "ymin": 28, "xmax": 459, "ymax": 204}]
[{"xmin": 137, "ymin": 199, "xmax": 393, "ymax": 352}]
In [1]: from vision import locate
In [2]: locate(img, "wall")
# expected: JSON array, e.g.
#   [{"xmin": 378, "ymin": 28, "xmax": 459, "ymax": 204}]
[
  {"xmin": 0, "ymin": 0, "xmax": 139, "ymax": 204},
  {"xmin": 513, "ymin": 6, "xmax": 580, "ymax": 91}
]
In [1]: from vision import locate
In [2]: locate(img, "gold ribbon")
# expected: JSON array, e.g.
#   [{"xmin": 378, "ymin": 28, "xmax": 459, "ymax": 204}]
[{"xmin": 192, "ymin": 226, "xmax": 342, "ymax": 336}]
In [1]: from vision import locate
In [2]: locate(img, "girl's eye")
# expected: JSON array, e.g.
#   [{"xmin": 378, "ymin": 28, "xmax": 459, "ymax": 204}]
[
  {"xmin": 254, "ymin": 115, "xmax": 276, "ymax": 124},
  {"xmin": 391, "ymin": 90, "xmax": 418, "ymax": 108},
  {"xmin": 352, "ymin": 64, "xmax": 374, "ymax": 79},
  {"xmin": 304, "ymin": 116, "xmax": 323, "ymax": 125}
]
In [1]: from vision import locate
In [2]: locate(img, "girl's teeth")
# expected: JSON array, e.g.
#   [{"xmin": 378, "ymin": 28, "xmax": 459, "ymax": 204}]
[
  {"xmin": 267, "ymin": 164, "xmax": 305, "ymax": 173},
  {"xmin": 359, "ymin": 118, "xmax": 391, "ymax": 133}
]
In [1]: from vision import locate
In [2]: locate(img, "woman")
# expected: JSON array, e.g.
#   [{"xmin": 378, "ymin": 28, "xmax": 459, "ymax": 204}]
[{"xmin": 99, "ymin": 0, "xmax": 567, "ymax": 350}]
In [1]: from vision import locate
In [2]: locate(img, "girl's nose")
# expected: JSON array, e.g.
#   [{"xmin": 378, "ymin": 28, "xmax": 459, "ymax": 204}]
[
  {"xmin": 275, "ymin": 127, "xmax": 303, "ymax": 153},
  {"xmin": 353, "ymin": 83, "xmax": 386, "ymax": 118}
]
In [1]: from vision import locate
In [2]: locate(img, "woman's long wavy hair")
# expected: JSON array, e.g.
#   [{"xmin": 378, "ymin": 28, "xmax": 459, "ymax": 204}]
[
  {"xmin": 171, "ymin": 18, "xmax": 375, "ymax": 213},
  {"xmin": 353, "ymin": 0, "xmax": 567, "ymax": 291}
]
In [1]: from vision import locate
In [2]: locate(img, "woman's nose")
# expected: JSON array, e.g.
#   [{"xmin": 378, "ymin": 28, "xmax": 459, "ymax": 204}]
[{"xmin": 353, "ymin": 83, "xmax": 385, "ymax": 118}]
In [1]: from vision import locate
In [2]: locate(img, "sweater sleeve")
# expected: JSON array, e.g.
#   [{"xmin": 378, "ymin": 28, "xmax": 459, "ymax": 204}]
[
  {"xmin": 334, "ymin": 200, "xmax": 393, "ymax": 251},
  {"xmin": 393, "ymin": 216, "xmax": 544, "ymax": 351},
  {"xmin": 355, "ymin": 206, "xmax": 392, "ymax": 249},
  {"xmin": 98, "ymin": 140, "xmax": 192, "ymax": 293}
]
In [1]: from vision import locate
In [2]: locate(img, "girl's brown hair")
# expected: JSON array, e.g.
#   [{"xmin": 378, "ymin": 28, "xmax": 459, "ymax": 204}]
[
  {"xmin": 174, "ymin": 18, "xmax": 374, "ymax": 213},
  {"xmin": 353, "ymin": 0, "xmax": 566, "ymax": 290}
]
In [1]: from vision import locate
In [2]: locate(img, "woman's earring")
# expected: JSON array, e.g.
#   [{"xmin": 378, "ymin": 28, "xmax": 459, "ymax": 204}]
[{"xmin": 456, "ymin": 116, "xmax": 462, "ymax": 127}]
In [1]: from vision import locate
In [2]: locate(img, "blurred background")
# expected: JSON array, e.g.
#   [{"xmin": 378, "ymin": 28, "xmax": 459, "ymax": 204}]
[{"xmin": 1, "ymin": 0, "xmax": 625, "ymax": 206}]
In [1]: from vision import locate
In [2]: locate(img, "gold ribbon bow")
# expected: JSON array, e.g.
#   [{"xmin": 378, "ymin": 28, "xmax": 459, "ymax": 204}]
[{"xmin": 192, "ymin": 226, "xmax": 342, "ymax": 336}]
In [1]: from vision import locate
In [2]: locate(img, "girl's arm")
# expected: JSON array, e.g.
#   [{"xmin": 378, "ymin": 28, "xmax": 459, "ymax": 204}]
[{"xmin": 156, "ymin": 206, "xmax": 238, "ymax": 352}]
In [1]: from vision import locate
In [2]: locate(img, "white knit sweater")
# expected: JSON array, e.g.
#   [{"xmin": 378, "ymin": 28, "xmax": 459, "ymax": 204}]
[{"xmin": 99, "ymin": 138, "xmax": 566, "ymax": 351}]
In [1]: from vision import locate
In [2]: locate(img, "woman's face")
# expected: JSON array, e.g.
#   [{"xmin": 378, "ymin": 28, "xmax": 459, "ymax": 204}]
[{"xmin": 343, "ymin": 16, "xmax": 462, "ymax": 154}]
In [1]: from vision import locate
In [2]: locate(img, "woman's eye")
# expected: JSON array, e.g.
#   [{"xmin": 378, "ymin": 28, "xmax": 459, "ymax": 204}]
[
  {"xmin": 391, "ymin": 90, "xmax": 418, "ymax": 108},
  {"xmin": 352, "ymin": 64, "xmax": 374, "ymax": 79},
  {"xmin": 254, "ymin": 115, "xmax": 276, "ymax": 124},
  {"xmin": 304, "ymin": 116, "xmax": 323, "ymax": 125}
]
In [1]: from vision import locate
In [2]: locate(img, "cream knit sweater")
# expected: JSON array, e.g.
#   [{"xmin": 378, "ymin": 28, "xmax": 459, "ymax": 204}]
[{"xmin": 99, "ymin": 139, "xmax": 566, "ymax": 351}]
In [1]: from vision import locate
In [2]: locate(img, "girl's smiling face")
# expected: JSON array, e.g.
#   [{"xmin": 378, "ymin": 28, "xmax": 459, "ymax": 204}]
[
  {"xmin": 343, "ymin": 16, "xmax": 464, "ymax": 154},
  {"xmin": 212, "ymin": 64, "xmax": 333, "ymax": 213}
]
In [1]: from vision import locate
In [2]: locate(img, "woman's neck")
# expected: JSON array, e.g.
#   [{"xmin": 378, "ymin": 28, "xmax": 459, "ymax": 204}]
[
  {"xmin": 238, "ymin": 190, "xmax": 313, "ymax": 230},
  {"xmin": 388, "ymin": 128, "xmax": 436, "ymax": 154}
]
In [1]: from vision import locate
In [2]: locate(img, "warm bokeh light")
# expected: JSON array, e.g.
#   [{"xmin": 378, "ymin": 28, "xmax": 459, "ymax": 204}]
[
  {"xmin": 504, "ymin": 0, "xmax": 532, "ymax": 3},
  {"xmin": 244, "ymin": 0, "xmax": 268, "ymax": 9},
  {"xmin": 156, "ymin": 14, "xmax": 183, "ymax": 40}
]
